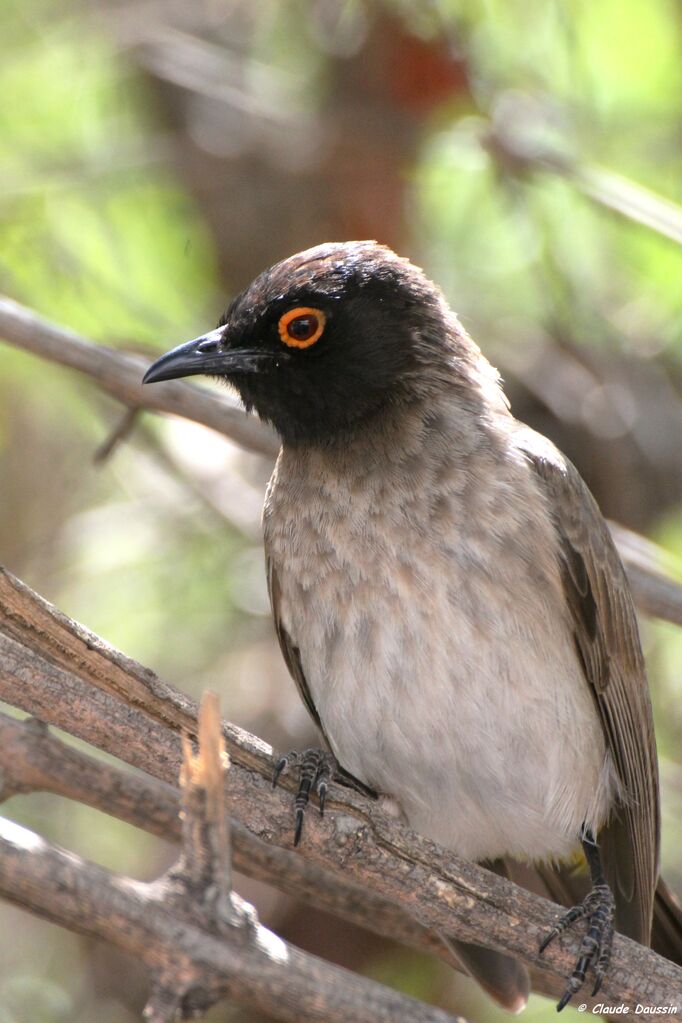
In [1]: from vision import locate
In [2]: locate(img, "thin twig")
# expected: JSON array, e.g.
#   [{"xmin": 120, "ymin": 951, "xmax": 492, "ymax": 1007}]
[
  {"xmin": 576, "ymin": 165, "xmax": 682, "ymax": 248},
  {"xmin": 483, "ymin": 116, "xmax": 682, "ymax": 247},
  {"xmin": 94, "ymin": 406, "xmax": 141, "ymax": 463},
  {"xmin": 0, "ymin": 295, "xmax": 279, "ymax": 458}
]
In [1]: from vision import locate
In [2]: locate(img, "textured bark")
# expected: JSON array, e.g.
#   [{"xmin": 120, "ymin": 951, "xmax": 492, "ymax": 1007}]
[
  {"xmin": 0, "ymin": 820, "xmax": 465, "ymax": 1023},
  {"xmin": 0, "ymin": 708, "xmax": 571, "ymax": 1003},
  {"xmin": 0, "ymin": 566, "xmax": 680, "ymax": 1014}
]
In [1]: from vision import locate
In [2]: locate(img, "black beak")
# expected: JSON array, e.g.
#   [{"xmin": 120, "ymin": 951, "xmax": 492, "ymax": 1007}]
[{"xmin": 142, "ymin": 328, "xmax": 274, "ymax": 385}]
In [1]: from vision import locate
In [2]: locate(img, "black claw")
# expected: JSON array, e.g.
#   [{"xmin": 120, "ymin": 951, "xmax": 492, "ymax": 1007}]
[
  {"xmin": 539, "ymin": 870, "xmax": 615, "ymax": 1012},
  {"xmin": 318, "ymin": 781, "xmax": 328, "ymax": 816},
  {"xmin": 294, "ymin": 808, "xmax": 304, "ymax": 847},
  {"xmin": 556, "ymin": 990, "xmax": 572, "ymax": 1013},
  {"xmin": 272, "ymin": 756, "xmax": 288, "ymax": 788}
]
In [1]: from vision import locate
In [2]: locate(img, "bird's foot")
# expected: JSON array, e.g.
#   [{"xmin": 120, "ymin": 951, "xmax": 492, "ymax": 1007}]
[
  {"xmin": 539, "ymin": 881, "xmax": 615, "ymax": 1011},
  {"xmin": 272, "ymin": 748, "xmax": 338, "ymax": 846}
]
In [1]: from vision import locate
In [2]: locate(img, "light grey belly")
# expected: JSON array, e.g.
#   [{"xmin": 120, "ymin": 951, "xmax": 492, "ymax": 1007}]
[{"xmin": 274, "ymin": 540, "xmax": 616, "ymax": 864}]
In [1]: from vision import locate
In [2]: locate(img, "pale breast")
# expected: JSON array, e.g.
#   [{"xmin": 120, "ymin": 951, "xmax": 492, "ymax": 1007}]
[{"xmin": 263, "ymin": 402, "xmax": 617, "ymax": 863}]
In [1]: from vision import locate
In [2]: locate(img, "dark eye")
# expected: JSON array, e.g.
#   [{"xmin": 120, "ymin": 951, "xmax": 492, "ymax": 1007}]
[
  {"xmin": 278, "ymin": 306, "xmax": 326, "ymax": 349},
  {"xmin": 289, "ymin": 315, "xmax": 317, "ymax": 341}
]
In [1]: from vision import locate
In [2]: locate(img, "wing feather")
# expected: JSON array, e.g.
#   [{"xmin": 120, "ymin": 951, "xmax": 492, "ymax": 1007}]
[
  {"xmin": 518, "ymin": 428, "xmax": 659, "ymax": 944},
  {"xmin": 266, "ymin": 554, "xmax": 326, "ymax": 735},
  {"xmin": 266, "ymin": 555, "xmax": 376, "ymax": 798}
]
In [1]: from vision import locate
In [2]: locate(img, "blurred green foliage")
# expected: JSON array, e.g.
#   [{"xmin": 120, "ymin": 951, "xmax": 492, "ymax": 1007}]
[
  {"xmin": 0, "ymin": 14, "xmax": 218, "ymax": 342},
  {"xmin": 0, "ymin": 0, "xmax": 680, "ymax": 1021}
]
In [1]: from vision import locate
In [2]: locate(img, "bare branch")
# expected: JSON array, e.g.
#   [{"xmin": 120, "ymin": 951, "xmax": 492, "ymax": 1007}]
[
  {"xmin": 575, "ymin": 165, "xmax": 682, "ymax": 248},
  {"xmin": 0, "ymin": 708, "xmax": 570, "ymax": 1002},
  {"xmin": 0, "ymin": 711, "xmax": 181, "ymax": 836},
  {"xmin": 0, "ymin": 818, "xmax": 466, "ymax": 1023},
  {"xmin": 0, "ymin": 295, "xmax": 279, "ymax": 458},
  {"xmin": 0, "ymin": 568, "xmax": 679, "ymax": 1010},
  {"xmin": 483, "ymin": 115, "xmax": 682, "ymax": 247},
  {"xmin": 94, "ymin": 406, "xmax": 140, "ymax": 463},
  {"xmin": 610, "ymin": 522, "xmax": 682, "ymax": 628},
  {"xmin": 2, "ymin": 300, "xmax": 681, "ymax": 626},
  {"xmin": 0, "ymin": 709, "xmax": 465, "ymax": 968}
]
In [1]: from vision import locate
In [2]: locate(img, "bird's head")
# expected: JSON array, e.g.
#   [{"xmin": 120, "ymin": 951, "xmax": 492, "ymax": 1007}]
[{"xmin": 143, "ymin": 241, "xmax": 493, "ymax": 445}]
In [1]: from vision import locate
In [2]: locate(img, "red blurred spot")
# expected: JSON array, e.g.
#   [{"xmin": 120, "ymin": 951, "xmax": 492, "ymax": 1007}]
[{"xmin": 386, "ymin": 28, "xmax": 469, "ymax": 113}]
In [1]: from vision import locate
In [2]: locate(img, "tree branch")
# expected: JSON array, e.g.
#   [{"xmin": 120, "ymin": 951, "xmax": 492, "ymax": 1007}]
[
  {"xmin": 0, "ymin": 707, "xmax": 465, "ymax": 966},
  {"xmin": 2, "ymin": 297, "xmax": 681, "ymax": 626},
  {"xmin": 483, "ymin": 111, "xmax": 682, "ymax": 247},
  {"xmin": 0, "ymin": 567, "xmax": 679, "ymax": 1012},
  {"xmin": 0, "ymin": 295, "xmax": 278, "ymax": 458},
  {"xmin": 609, "ymin": 522, "xmax": 682, "ymax": 628},
  {"xmin": 0, "ymin": 817, "xmax": 465, "ymax": 1023},
  {"xmin": 0, "ymin": 707, "xmax": 575, "ymax": 1003}
]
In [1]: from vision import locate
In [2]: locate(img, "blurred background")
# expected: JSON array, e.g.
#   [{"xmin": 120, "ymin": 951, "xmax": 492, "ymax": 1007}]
[{"xmin": 0, "ymin": 1, "xmax": 681, "ymax": 1020}]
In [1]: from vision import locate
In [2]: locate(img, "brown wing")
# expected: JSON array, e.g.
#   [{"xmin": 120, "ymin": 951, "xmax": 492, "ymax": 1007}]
[
  {"xmin": 266, "ymin": 555, "xmax": 377, "ymax": 797},
  {"xmin": 266, "ymin": 554, "xmax": 327, "ymax": 737},
  {"xmin": 518, "ymin": 427, "xmax": 660, "ymax": 945}
]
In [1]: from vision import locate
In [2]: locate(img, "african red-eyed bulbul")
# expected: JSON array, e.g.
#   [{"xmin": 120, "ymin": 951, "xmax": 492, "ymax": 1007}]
[{"xmin": 143, "ymin": 241, "xmax": 681, "ymax": 1012}]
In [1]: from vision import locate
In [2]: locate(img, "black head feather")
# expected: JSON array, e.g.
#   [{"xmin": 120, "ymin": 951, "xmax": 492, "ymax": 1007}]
[{"xmin": 145, "ymin": 241, "xmax": 496, "ymax": 446}]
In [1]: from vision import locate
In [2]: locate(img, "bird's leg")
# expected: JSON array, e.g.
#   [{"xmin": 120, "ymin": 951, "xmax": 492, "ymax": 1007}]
[
  {"xmin": 272, "ymin": 748, "xmax": 376, "ymax": 846},
  {"xmin": 272, "ymin": 748, "xmax": 339, "ymax": 846},
  {"xmin": 539, "ymin": 827, "xmax": 615, "ymax": 1011}
]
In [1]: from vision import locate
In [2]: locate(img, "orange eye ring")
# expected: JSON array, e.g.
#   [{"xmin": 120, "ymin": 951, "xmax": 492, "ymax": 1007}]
[{"xmin": 278, "ymin": 307, "xmax": 326, "ymax": 349}]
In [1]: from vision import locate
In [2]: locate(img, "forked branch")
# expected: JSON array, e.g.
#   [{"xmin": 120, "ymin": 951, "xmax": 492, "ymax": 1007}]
[{"xmin": 0, "ymin": 566, "xmax": 679, "ymax": 1014}]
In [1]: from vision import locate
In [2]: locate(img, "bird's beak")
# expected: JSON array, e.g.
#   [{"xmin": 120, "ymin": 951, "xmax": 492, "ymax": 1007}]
[{"xmin": 142, "ymin": 328, "xmax": 272, "ymax": 385}]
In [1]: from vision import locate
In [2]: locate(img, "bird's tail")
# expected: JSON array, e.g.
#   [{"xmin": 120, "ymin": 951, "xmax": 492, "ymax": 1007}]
[
  {"xmin": 441, "ymin": 857, "xmax": 530, "ymax": 1013},
  {"xmin": 441, "ymin": 935, "xmax": 530, "ymax": 1014},
  {"xmin": 651, "ymin": 877, "xmax": 682, "ymax": 966}
]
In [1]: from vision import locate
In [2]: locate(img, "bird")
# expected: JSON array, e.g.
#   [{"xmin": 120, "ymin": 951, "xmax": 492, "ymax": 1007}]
[{"xmin": 143, "ymin": 240, "xmax": 681, "ymax": 1012}]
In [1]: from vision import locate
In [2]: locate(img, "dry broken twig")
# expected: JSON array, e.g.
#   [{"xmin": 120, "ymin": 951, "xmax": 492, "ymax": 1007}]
[
  {"xmin": 0, "ymin": 689, "xmax": 469, "ymax": 1023},
  {"xmin": 0, "ymin": 706, "xmax": 582, "ymax": 1003},
  {"xmin": 0, "ymin": 566, "xmax": 680, "ymax": 1014},
  {"xmin": 0, "ymin": 816, "xmax": 463, "ymax": 1023},
  {"xmin": 177, "ymin": 692, "xmax": 234, "ymax": 912},
  {"xmin": 1, "ymin": 296, "xmax": 681, "ymax": 627}
]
